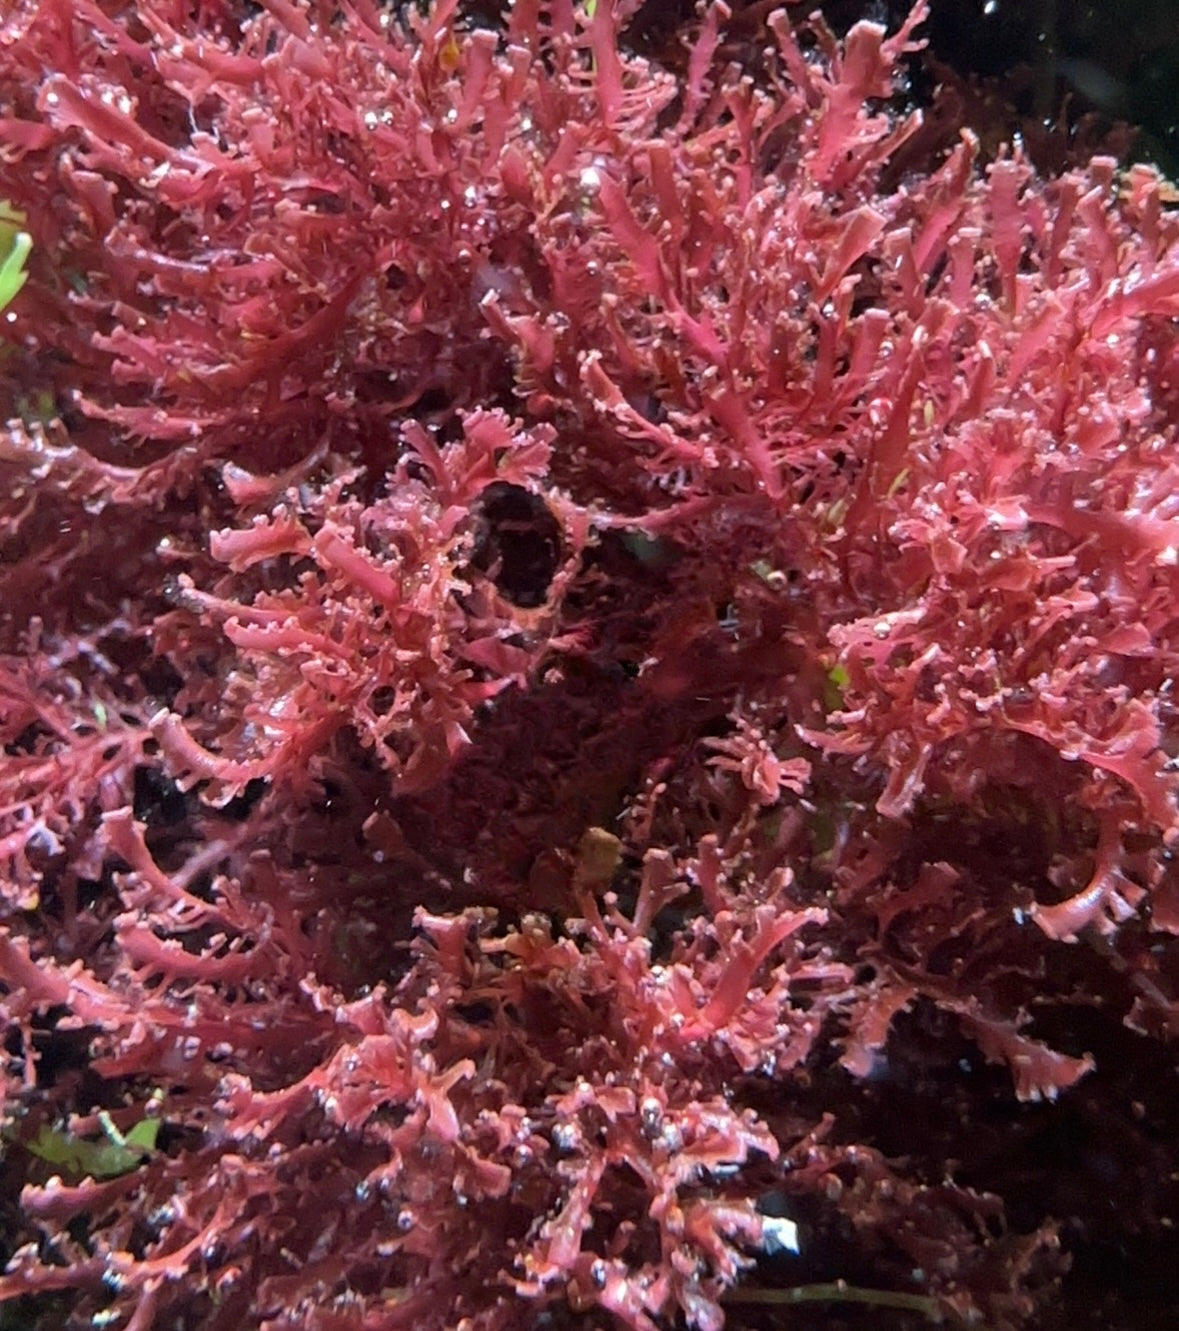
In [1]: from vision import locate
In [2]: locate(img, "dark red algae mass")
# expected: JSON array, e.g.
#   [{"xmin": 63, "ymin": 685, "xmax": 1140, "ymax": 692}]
[{"xmin": 1, "ymin": 1, "xmax": 1178, "ymax": 1328}]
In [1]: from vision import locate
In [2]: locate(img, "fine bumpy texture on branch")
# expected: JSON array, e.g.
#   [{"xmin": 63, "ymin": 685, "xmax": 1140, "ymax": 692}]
[{"xmin": 1, "ymin": 2, "xmax": 1178, "ymax": 1329}]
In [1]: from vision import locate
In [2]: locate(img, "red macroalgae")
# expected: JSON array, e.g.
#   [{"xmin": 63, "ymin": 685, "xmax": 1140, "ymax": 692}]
[{"xmin": 1, "ymin": 1, "xmax": 1177, "ymax": 1329}]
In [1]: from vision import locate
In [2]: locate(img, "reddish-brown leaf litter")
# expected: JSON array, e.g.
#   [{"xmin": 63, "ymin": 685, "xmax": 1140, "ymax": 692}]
[{"xmin": 1, "ymin": 2, "xmax": 1178, "ymax": 1328}]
